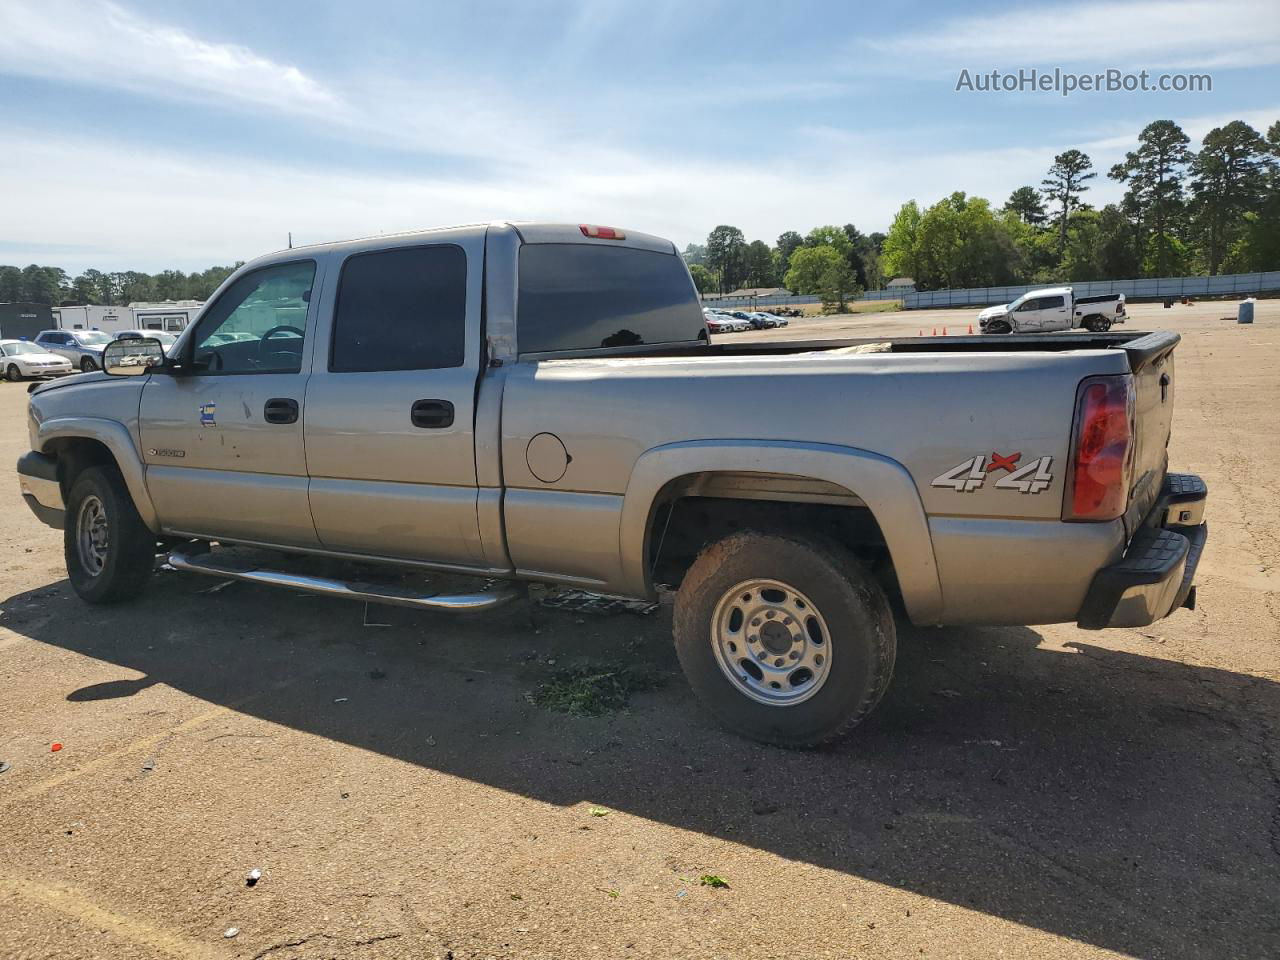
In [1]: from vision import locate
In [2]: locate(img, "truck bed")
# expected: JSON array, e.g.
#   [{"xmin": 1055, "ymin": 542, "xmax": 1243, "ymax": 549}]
[{"xmin": 541, "ymin": 330, "xmax": 1178, "ymax": 372}]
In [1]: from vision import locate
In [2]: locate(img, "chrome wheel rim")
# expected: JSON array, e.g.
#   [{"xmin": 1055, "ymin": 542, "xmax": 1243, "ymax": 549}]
[
  {"xmin": 710, "ymin": 578, "xmax": 832, "ymax": 706},
  {"xmin": 76, "ymin": 494, "xmax": 109, "ymax": 576}
]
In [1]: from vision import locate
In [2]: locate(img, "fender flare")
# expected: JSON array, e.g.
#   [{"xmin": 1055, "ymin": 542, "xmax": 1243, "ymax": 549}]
[
  {"xmin": 618, "ymin": 439, "xmax": 944, "ymax": 624},
  {"xmin": 38, "ymin": 417, "xmax": 160, "ymax": 532}
]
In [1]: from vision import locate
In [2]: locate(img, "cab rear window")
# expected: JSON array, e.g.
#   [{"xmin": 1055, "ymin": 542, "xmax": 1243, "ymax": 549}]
[{"xmin": 517, "ymin": 244, "xmax": 704, "ymax": 353}]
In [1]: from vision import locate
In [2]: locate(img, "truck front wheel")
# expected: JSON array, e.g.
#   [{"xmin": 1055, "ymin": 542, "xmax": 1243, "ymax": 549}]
[
  {"xmin": 673, "ymin": 531, "xmax": 896, "ymax": 748},
  {"xmin": 985, "ymin": 320, "xmax": 1012, "ymax": 334},
  {"xmin": 64, "ymin": 465, "xmax": 155, "ymax": 603}
]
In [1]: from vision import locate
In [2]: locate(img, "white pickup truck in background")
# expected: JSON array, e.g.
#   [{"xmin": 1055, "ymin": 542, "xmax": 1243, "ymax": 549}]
[{"xmin": 978, "ymin": 286, "xmax": 1126, "ymax": 334}]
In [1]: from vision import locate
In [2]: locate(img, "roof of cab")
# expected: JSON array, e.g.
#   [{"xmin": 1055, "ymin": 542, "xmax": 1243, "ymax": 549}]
[{"xmin": 251, "ymin": 221, "xmax": 677, "ymax": 267}]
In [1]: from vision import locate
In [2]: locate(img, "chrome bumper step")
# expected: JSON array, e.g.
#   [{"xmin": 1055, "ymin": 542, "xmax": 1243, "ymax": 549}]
[{"xmin": 167, "ymin": 550, "xmax": 523, "ymax": 613}]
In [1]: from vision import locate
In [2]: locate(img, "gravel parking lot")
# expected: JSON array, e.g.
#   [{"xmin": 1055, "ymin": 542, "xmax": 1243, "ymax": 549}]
[{"xmin": 2, "ymin": 299, "xmax": 1278, "ymax": 959}]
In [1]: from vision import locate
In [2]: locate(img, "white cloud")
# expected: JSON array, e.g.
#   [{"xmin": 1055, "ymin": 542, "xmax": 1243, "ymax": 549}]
[
  {"xmin": 866, "ymin": 0, "xmax": 1280, "ymax": 69},
  {"xmin": 0, "ymin": 0, "xmax": 340, "ymax": 116}
]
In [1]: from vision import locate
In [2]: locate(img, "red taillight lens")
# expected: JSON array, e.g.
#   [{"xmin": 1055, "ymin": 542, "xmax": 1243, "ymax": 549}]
[
  {"xmin": 1065, "ymin": 375, "xmax": 1134, "ymax": 521},
  {"xmin": 579, "ymin": 224, "xmax": 626, "ymax": 240}
]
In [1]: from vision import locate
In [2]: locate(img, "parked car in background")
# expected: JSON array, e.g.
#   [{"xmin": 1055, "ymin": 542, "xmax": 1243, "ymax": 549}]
[
  {"xmin": 703, "ymin": 313, "xmax": 735, "ymax": 334},
  {"xmin": 747, "ymin": 312, "xmax": 781, "ymax": 329},
  {"xmin": 756, "ymin": 312, "xmax": 790, "ymax": 327},
  {"xmin": 0, "ymin": 339, "xmax": 73, "ymax": 381},
  {"xmin": 979, "ymin": 287, "xmax": 1126, "ymax": 334},
  {"xmin": 34, "ymin": 329, "xmax": 114, "ymax": 371},
  {"xmin": 703, "ymin": 309, "xmax": 747, "ymax": 333}
]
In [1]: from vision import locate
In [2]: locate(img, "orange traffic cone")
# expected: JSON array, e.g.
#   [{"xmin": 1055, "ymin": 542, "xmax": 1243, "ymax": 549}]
[
  {"xmin": 918, "ymin": 329, "xmax": 923, "ymax": 336},
  {"xmin": 942, "ymin": 326, "xmax": 948, "ymax": 335},
  {"xmin": 967, "ymin": 323, "xmax": 973, "ymax": 334},
  {"xmin": 932, "ymin": 327, "xmax": 937, "ymax": 336}
]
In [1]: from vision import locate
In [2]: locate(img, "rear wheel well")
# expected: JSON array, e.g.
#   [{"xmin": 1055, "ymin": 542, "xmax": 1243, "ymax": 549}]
[{"xmin": 647, "ymin": 482, "xmax": 901, "ymax": 609}]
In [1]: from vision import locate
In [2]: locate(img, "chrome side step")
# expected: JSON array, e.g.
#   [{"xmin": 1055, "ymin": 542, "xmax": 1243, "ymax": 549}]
[{"xmin": 167, "ymin": 550, "xmax": 524, "ymax": 613}]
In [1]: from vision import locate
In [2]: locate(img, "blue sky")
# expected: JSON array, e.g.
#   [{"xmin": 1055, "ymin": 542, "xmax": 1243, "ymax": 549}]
[{"xmin": 1, "ymin": 0, "xmax": 1277, "ymax": 274}]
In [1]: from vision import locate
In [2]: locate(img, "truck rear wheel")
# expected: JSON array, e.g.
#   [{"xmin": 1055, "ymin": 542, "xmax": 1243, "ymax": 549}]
[
  {"xmin": 64, "ymin": 465, "xmax": 155, "ymax": 603},
  {"xmin": 1083, "ymin": 315, "xmax": 1112, "ymax": 332},
  {"xmin": 673, "ymin": 531, "xmax": 896, "ymax": 748}
]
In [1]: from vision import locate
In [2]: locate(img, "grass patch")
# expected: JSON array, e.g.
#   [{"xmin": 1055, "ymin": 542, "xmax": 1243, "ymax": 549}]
[{"xmin": 529, "ymin": 661, "xmax": 665, "ymax": 717}]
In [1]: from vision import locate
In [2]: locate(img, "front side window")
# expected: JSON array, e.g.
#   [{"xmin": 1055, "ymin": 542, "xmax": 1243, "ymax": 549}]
[
  {"xmin": 330, "ymin": 245, "xmax": 466, "ymax": 373},
  {"xmin": 191, "ymin": 260, "xmax": 315, "ymax": 374},
  {"xmin": 1016, "ymin": 298, "xmax": 1040, "ymax": 312}
]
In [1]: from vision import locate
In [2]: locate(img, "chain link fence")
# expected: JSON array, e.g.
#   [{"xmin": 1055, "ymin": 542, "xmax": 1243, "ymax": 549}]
[{"xmin": 701, "ymin": 270, "xmax": 1279, "ymax": 311}]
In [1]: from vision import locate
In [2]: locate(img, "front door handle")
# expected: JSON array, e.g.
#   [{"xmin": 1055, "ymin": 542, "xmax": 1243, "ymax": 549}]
[
  {"xmin": 264, "ymin": 398, "xmax": 299, "ymax": 424},
  {"xmin": 411, "ymin": 399, "xmax": 454, "ymax": 428}
]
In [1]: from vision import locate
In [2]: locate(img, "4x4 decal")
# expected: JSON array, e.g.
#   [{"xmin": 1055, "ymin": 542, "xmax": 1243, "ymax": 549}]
[{"xmin": 932, "ymin": 452, "xmax": 1054, "ymax": 494}]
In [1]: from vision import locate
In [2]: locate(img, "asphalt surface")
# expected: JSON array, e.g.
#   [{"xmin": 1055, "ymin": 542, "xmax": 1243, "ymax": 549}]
[{"xmin": 1, "ymin": 299, "xmax": 1277, "ymax": 959}]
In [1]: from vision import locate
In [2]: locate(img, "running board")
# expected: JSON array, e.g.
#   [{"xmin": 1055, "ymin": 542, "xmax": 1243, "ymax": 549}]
[{"xmin": 167, "ymin": 550, "xmax": 523, "ymax": 613}]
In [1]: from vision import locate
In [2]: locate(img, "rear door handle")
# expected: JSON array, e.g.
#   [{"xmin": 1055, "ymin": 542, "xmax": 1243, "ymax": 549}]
[
  {"xmin": 263, "ymin": 398, "xmax": 299, "ymax": 424},
  {"xmin": 411, "ymin": 399, "xmax": 454, "ymax": 428}
]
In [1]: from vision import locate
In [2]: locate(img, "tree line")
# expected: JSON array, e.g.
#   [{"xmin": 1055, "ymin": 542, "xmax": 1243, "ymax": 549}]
[
  {"xmin": 0, "ymin": 263, "xmax": 243, "ymax": 307},
  {"xmin": 687, "ymin": 117, "xmax": 1280, "ymax": 298}
]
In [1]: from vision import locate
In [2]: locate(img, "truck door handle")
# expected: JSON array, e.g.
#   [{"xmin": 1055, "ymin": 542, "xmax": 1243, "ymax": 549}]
[
  {"xmin": 411, "ymin": 399, "xmax": 454, "ymax": 428},
  {"xmin": 263, "ymin": 398, "xmax": 299, "ymax": 424}
]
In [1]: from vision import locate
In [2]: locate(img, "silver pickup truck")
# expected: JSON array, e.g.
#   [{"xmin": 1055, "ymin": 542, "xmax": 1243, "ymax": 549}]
[{"xmin": 16, "ymin": 222, "xmax": 1208, "ymax": 747}]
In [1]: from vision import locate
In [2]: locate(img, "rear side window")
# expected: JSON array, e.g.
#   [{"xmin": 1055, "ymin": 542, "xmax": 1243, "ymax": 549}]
[
  {"xmin": 1040, "ymin": 295, "xmax": 1065, "ymax": 308},
  {"xmin": 517, "ymin": 244, "xmax": 703, "ymax": 353},
  {"xmin": 331, "ymin": 245, "xmax": 467, "ymax": 372}
]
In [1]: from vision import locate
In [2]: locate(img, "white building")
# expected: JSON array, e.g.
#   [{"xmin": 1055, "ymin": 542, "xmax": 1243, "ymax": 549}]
[
  {"xmin": 51, "ymin": 300, "xmax": 204, "ymax": 335},
  {"xmin": 51, "ymin": 304, "xmax": 130, "ymax": 333},
  {"xmin": 129, "ymin": 301, "xmax": 204, "ymax": 333}
]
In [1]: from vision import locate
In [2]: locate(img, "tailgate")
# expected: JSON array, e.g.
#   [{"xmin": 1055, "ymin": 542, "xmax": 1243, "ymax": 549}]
[{"xmin": 1122, "ymin": 333, "xmax": 1178, "ymax": 534}]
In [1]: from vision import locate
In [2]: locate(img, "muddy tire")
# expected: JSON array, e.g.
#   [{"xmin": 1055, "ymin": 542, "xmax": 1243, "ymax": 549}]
[
  {"xmin": 673, "ymin": 531, "xmax": 896, "ymax": 748},
  {"xmin": 64, "ymin": 465, "xmax": 155, "ymax": 603}
]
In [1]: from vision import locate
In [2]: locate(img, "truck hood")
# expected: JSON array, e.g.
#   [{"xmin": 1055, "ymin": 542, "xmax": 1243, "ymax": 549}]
[{"xmin": 978, "ymin": 304, "xmax": 1009, "ymax": 321}]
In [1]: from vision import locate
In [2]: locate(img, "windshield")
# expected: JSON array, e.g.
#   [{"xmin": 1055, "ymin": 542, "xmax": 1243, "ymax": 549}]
[
  {"xmin": 74, "ymin": 331, "xmax": 113, "ymax": 345},
  {"xmin": 5, "ymin": 342, "xmax": 44, "ymax": 355}
]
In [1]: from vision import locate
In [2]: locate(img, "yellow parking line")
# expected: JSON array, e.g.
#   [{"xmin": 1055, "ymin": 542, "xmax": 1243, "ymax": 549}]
[
  {"xmin": 0, "ymin": 869, "xmax": 223, "ymax": 959},
  {"xmin": 7, "ymin": 703, "xmax": 234, "ymax": 804}
]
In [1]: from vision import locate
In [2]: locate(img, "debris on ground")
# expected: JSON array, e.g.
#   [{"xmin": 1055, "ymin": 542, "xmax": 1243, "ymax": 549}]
[
  {"xmin": 368, "ymin": 669, "xmax": 387, "ymax": 680},
  {"xmin": 333, "ymin": 697, "xmax": 349, "ymax": 704},
  {"xmin": 589, "ymin": 807, "xmax": 610, "ymax": 817},
  {"xmin": 539, "ymin": 589, "xmax": 659, "ymax": 617},
  {"xmin": 50, "ymin": 742, "xmax": 63, "ymax": 752},
  {"xmin": 933, "ymin": 689, "xmax": 963, "ymax": 699},
  {"xmin": 141, "ymin": 758, "xmax": 156, "ymax": 772},
  {"xmin": 223, "ymin": 927, "xmax": 239, "ymax": 939},
  {"xmin": 246, "ymin": 868, "xmax": 261, "ymax": 887},
  {"xmin": 528, "ymin": 661, "xmax": 665, "ymax": 717},
  {"xmin": 199, "ymin": 580, "xmax": 235, "ymax": 595},
  {"xmin": 700, "ymin": 875, "xmax": 729, "ymax": 889},
  {"xmin": 0, "ymin": 761, "xmax": 10, "ymax": 775}
]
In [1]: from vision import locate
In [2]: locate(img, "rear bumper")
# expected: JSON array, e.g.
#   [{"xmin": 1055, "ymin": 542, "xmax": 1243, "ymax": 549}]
[
  {"xmin": 1077, "ymin": 473, "xmax": 1207, "ymax": 629},
  {"xmin": 17, "ymin": 450, "xmax": 64, "ymax": 529}
]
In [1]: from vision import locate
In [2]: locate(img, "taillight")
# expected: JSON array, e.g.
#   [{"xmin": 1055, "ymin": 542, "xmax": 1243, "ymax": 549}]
[
  {"xmin": 580, "ymin": 224, "xmax": 626, "ymax": 240},
  {"xmin": 1064, "ymin": 375, "xmax": 1135, "ymax": 521}
]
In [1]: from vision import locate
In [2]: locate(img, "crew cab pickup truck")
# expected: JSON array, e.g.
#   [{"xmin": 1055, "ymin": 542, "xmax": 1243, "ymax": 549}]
[
  {"xmin": 978, "ymin": 286, "xmax": 1126, "ymax": 334},
  {"xmin": 17, "ymin": 222, "xmax": 1207, "ymax": 747}
]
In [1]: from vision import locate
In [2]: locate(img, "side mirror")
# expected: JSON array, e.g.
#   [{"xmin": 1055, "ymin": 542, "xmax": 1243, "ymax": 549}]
[{"xmin": 104, "ymin": 337, "xmax": 166, "ymax": 376}]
